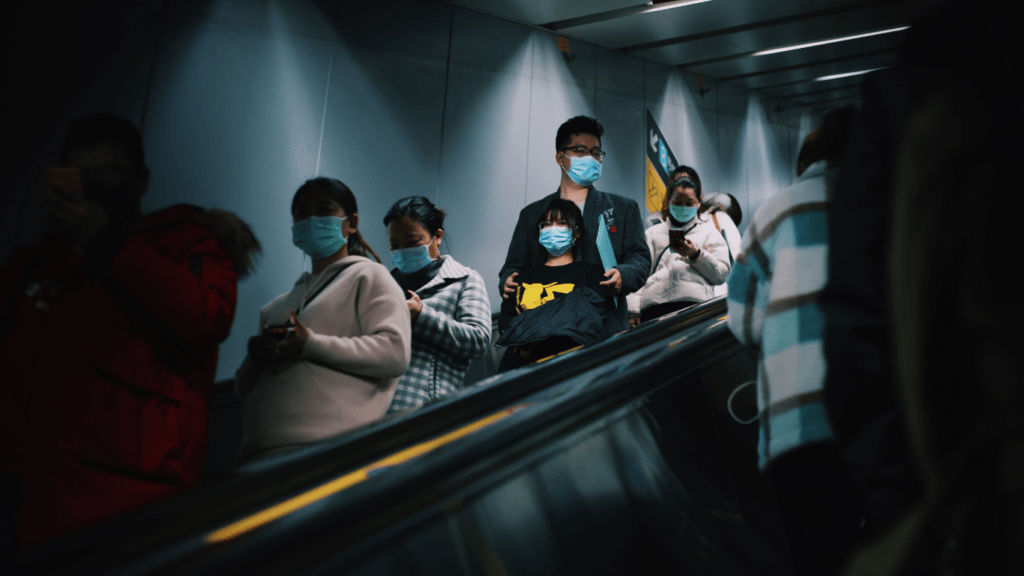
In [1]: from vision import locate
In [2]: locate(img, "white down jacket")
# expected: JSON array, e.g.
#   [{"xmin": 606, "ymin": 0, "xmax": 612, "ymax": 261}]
[{"xmin": 627, "ymin": 215, "xmax": 732, "ymax": 315}]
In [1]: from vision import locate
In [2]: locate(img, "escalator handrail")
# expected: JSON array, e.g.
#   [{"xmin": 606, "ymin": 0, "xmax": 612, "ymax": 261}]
[
  {"xmin": 82, "ymin": 304, "xmax": 741, "ymax": 575},
  {"xmin": 6, "ymin": 298, "xmax": 730, "ymax": 572}
]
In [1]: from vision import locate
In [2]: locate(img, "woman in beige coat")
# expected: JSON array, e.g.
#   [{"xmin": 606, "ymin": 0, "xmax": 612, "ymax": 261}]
[{"xmin": 234, "ymin": 178, "xmax": 411, "ymax": 463}]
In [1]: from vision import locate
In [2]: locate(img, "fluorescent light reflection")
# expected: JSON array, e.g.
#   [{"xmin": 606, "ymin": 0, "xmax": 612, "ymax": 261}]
[
  {"xmin": 753, "ymin": 26, "xmax": 909, "ymax": 57},
  {"xmin": 643, "ymin": 0, "xmax": 715, "ymax": 14},
  {"xmin": 815, "ymin": 67, "xmax": 889, "ymax": 82}
]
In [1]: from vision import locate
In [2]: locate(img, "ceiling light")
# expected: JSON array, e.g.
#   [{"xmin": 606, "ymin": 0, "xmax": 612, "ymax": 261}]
[
  {"xmin": 753, "ymin": 26, "xmax": 909, "ymax": 57},
  {"xmin": 546, "ymin": 0, "xmax": 713, "ymax": 31},
  {"xmin": 815, "ymin": 67, "xmax": 889, "ymax": 82},
  {"xmin": 644, "ymin": 0, "xmax": 715, "ymax": 13}
]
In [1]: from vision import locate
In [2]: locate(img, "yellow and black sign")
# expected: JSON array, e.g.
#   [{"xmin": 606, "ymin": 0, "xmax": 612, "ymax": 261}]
[
  {"xmin": 646, "ymin": 109, "xmax": 680, "ymax": 215},
  {"xmin": 517, "ymin": 282, "xmax": 575, "ymax": 313}
]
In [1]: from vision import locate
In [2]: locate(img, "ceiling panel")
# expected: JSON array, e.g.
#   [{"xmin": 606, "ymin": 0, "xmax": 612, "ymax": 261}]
[
  {"xmin": 448, "ymin": 0, "xmax": 635, "ymax": 27},
  {"xmin": 694, "ymin": 33, "xmax": 905, "ymax": 79},
  {"xmin": 774, "ymin": 81, "xmax": 863, "ymax": 99},
  {"xmin": 740, "ymin": 52, "xmax": 895, "ymax": 90},
  {"xmin": 793, "ymin": 86, "xmax": 862, "ymax": 105},
  {"xmin": 655, "ymin": 0, "xmax": 870, "ymax": 35},
  {"xmin": 554, "ymin": 12, "xmax": 709, "ymax": 55},
  {"xmin": 624, "ymin": 37, "xmax": 750, "ymax": 68},
  {"xmin": 447, "ymin": 0, "xmax": 947, "ymax": 103}
]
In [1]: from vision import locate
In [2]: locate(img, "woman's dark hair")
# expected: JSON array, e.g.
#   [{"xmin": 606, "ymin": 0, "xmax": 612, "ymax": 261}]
[
  {"xmin": 668, "ymin": 175, "xmax": 711, "ymax": 218},
  {"xmin": 556, "ymin": 116, "xmax": 604, "ymax": 151},
  {"xmin": 669, "ymin": 165, "xmax": 702, "ymax": 197},
  {"xmin": 535, "ymin": 198, "xmax": 587, "ymax": 263},
  {"xmin": 291, "ymin": 177, "xmax": 381, "ymax": 263},
  {"xmin": 383, "ymin": 196, "xmax": 447, "ymax": 236},
  {"xmin": 796, "ymin": 104, "xmax": 857, "ymax": 176},
  {"xmin": 61, "ymin": 113, "xmax": 144, "ymax": 167}
]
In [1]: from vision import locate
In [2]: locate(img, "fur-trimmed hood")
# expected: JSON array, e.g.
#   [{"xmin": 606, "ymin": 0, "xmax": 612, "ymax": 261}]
[{"xmin": 193, "ymin": 208, "xmax": 261, "ymax": 278}]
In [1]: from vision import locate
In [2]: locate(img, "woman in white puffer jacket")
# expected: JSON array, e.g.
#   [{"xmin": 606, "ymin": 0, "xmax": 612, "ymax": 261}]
[{"xmin": 627, "ymin": 175, "xmax": 732, "ymax": 326}]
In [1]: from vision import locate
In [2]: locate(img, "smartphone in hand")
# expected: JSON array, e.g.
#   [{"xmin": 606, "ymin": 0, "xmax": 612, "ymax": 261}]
[
  {"xmin": 265, "ymin": 323, "xmax": 295, "ymax": 341},
  {"xmin": 669, "ymin": 228, "xmax": 687, "ymax": 247},
  {"xmin": 44, "ymin": 167, "xmax": 83, "ymax": 194}
]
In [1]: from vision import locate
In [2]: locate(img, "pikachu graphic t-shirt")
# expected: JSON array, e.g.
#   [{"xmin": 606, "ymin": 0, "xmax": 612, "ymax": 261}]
[{"xmin": 498, "ymin": 261, "xmax": 608, "ymax": 332}]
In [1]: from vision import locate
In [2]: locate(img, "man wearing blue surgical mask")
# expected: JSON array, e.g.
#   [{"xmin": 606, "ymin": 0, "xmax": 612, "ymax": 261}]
[{"xmin": 499, "ymin": 116, "xmax": 651, "ymax": 331}]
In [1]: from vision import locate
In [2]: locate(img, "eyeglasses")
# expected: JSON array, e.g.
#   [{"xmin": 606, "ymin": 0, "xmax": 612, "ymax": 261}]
[
  {"xmin": 538, "ymin": 221, "xmax": 574, "ymax": 231},
  {"xmin": 80, "ymin": 168, "xmax": 138, "ymax": 188},
  {"xmin": 560, "ymin": 146, "xmax": 606, "ymax": 160}
]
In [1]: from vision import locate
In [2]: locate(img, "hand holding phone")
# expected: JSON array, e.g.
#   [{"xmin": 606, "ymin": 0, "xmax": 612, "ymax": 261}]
[
  {"xmin": 669, "ymin": 229, "xmax": 698, "ymax": 258},
  {"xmin": 44, "ymin": 167, "xmax": 83, "ymax": 195},
  {"xmin": 265, "ymin": 323, "xmax": 296, "ymax": 342}
]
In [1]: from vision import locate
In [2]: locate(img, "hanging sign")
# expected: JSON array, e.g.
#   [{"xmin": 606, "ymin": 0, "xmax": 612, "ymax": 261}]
[{"xmin": 645, "ymin": 108, "xmax": 680, "ymax": 215}]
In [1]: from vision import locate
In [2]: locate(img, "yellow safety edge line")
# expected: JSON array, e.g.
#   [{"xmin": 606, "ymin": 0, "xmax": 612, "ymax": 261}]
[{"xmin": 205, "ymin": 405, "xmax": 529, "ymax": 543}]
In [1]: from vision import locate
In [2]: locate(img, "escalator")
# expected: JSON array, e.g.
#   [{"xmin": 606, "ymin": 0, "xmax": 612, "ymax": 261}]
[{"xmin": 4, "ymin": 297, "xmax": 794, "ymax": 575}]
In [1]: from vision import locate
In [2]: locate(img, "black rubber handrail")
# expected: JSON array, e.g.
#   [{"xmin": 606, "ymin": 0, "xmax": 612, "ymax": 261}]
[
  {"xmin": 4, "ymin": 298, "xmax": 729, "ymax": 573},
  {"xmin": 192, "ymin": 315, "xmax": 743, "ymax": 576}
]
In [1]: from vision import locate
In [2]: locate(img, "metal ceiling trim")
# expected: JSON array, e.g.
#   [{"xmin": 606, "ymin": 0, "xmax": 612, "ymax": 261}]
[
  {"xmin": 756, "ymin": 75, "xmax": 857, "ymax": 91},
  {"xmin": 778, "ymin": 83, "xmax": 863, "ymax": 98},
  {"xmin": 720, "ymin": 48, "xmax": 898, "ymax": 81},
  {"xmin": 677, "ymin": 24, "xmax": 908, "ymax": 69},
  {"xmin": 543, "ymin": 0, "xmax": 712, "ymax": 31},
  {"xmin": 800, "ymin": 95, "xmax": 862, "ymax": 108},
  {"xmin": 617, "ymin": 0, "xmax": 907, "ymax": 53},
  {"xmin": 677, "ymin": 50, "xmax": 756, "ymax": 69}
]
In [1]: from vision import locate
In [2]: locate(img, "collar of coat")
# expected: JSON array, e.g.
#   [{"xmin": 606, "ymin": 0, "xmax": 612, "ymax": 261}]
[
  {"xmin": 418, "ymin": 255, "xmax": 471, "ymax": 292},
  {"xmin": 552, "ymin": 186, "xmax": 604, "ymax": 215}
]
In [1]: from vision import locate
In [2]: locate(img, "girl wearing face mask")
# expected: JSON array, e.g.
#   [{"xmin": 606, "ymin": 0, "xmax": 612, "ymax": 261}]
[
  {"xmin": 383, "ymin": 196, "xmax": 491, "ymax": 413},
  {"xmin": 496, "ymin": 198, "xmax": 616, "ymax": 372},
  {"xmin": 626, "ymin": 175, "xmax": 732, "ymax": 326},
  {"xmin": 234, "ymin": 178, "xmax": 411, "ymax": 463}
]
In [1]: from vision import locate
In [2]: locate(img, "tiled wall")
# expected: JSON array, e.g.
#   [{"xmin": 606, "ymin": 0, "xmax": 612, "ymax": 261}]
[{"xmin": 2, "ymin": 0, "xmax": 820, "ymax": 380}]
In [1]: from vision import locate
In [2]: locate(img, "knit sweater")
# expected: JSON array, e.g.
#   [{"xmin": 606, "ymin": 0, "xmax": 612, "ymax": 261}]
[
  {"xmin": 726, "ymin": 161, "xmax": 837, "ymax": 470},
  {"xmin": 235, "ymin": 256, "xmax": 411, "ymax": 462}
]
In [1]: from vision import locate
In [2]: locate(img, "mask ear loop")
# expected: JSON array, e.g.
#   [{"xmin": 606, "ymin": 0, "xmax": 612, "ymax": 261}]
[{"xmin": 298, "ymin": 252, "xmax": 310, "ymax": 318}]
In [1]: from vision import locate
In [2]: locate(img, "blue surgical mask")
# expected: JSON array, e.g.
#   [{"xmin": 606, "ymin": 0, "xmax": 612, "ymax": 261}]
[
  {"xmin": 390, "ymin": 242, "xmax": 435, "ymax": 274},
  {"xmin": 292, "ymin": 215, "xmax": 348, "ymax": 260},
  {"xmin": 669, "ymin": 204, "xmax": 698, "ymax": 224},
  {"xmin": 539, "ymin": 226, "xmax": 575, "ymax": 256},
  {"xmin": 561, "ymin": 154, "xmax": 602, "ymax": 187}
]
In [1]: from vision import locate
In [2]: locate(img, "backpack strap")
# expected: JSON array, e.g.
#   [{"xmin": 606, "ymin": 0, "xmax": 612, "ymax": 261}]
[{"xmin": 650, "ymin": 245, "xmax": 672, "ymax": 276}]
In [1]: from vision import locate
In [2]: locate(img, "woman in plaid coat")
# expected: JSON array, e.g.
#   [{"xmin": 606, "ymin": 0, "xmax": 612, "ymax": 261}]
[{"xmin": 384, "ymin": 197, "xmax": 492, "ymax": 413}]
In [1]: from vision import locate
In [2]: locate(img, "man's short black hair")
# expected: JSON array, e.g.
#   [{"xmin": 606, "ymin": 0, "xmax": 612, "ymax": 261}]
[
  {"xmin": 556, "ymin": 116, "xmax": 604, "ymax": 151},
  {"xmin": 61, "ymin": 113, "xmax": 145, "ymax": 167}
]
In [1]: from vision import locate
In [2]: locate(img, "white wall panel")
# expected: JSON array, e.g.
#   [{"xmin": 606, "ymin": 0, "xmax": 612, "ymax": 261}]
[
  {"xmin": 143, "ymin": 2, "xmax": 337, "ymax": 379},
  {"xmin": 3, "ymin": 0, "xmax": 821, "ymax": 381},
  {"xmin": 594, "ymin": 91, "xmax": 646, "ymax": 210},
  {"xmin": 440, "ymin": 6, "xmax": 535, "ymax": 309},
  {"xmin": 717, "ymin": 114, "xmax": 750, "ymax": 233},
  {"xmin": 524, "ymin": 79, "xmax": 596, "ymax": 206},
  {"xmin": 317, "ymin": 45, "xmax": 449, "ymax": 269}
]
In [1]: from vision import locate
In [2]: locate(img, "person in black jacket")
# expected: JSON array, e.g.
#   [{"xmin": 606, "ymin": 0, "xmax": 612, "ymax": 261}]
[
  {"xmin": 499, "ymin": 116, "xmax": 650, "ymax": 330},
  {"xmin": 497, "ymin": 198, "xmax": 614, "ymax": 372}
]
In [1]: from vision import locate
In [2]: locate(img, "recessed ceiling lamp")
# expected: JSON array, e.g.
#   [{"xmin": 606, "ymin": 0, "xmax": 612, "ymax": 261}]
[
  {"xmin": 643, "ymin": 0, "xmax": 715, "ymax": 13},
  {"xmin": 753, "ymin": 26, "xmax": 909, "ymax": 57},
  {"xmin": 815, "ymin": 67, "xmax": 889, "ymax": 82},
  {"xmin": 545, "ymin": 0, "xmax": 713, "ymax": 30}
]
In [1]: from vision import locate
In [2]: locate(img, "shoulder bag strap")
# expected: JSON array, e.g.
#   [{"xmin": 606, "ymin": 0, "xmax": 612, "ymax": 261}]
[{"xmin": 302, "ymin": 267, "xmax": 347, "ymax": 311}]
